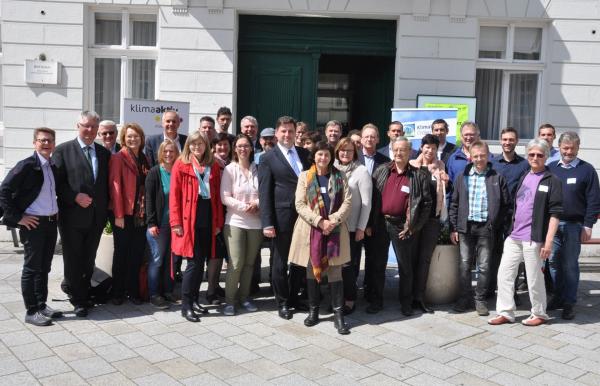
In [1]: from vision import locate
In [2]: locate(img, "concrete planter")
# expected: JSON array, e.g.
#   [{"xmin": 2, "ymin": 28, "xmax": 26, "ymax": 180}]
[
  {"xmin": 95, "ymin": 233, "xmax": 114, "ymax": 277},
  {"xmin": 425, "ymin": 244, "xmax": 460, "ymax": 305}
]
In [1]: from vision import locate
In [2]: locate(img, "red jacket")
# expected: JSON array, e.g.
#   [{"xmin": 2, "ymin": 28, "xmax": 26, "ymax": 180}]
[
  {"xmin": 170, "ymin": 159, "xmax": 224, "ymax": 258},
  {"xmin": 109, "ymin": 149, "xmax": 149, "ymax": 219}
]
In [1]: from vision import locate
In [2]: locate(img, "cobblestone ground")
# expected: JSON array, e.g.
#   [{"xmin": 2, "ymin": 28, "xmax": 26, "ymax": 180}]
[{"xmin": 0, "ymin": 241, "xmax": 599, "ymax": 385}]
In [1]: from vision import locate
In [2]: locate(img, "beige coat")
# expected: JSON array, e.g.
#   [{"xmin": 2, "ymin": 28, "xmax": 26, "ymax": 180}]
[{"xmin": 288, "ymin": 170, "xmax": 352, "ymax": 267}]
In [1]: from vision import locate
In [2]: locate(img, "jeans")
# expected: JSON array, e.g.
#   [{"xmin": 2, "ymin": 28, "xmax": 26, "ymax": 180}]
[
  {"xmin": 146, "ymin": 223, "xmax": 174, "ymax": 298},
  {"xmin": 549, "ymin": 221, "xmax": 582, "ymax": 305},
  {"xmin": 223, "ymin": 225, "xmax": 263, "ymax": 305},
  {"xmin": 386, "ymin": 220, "xmax": 415, "ymax": 305},
  {"xmin": 458, "ymin": 222, "xmax": 492, "ymax": 302},
  {"xmin": 342, "ymin": 232, "xmax": 363, "ymax": 302}
]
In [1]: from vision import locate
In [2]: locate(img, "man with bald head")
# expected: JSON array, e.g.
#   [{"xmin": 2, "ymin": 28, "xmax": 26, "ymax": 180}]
[{"xmin": 145, "ymin": 110, "xmax": 188, "ymax": 166}]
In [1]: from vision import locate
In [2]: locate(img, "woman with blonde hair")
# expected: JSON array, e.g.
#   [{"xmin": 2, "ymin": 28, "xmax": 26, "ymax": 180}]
[
  {"xmin": 170, "ymin": 131, "xmax": 224, "ymax": 322},
  {"xmin": 109, "ymin": 123, "xmax": 150, "ymax": 305}
]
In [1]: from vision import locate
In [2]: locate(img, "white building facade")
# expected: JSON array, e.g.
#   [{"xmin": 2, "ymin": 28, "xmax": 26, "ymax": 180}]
[{"xmin": 1, "ymin": 0, "xmax": 600, "ymax": 175}]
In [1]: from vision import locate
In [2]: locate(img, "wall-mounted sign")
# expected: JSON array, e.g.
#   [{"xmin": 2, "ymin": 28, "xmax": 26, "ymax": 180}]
[
  {"xmin": 416, "ymin": 94, "xmax": 477, "ymax": 137},
  {"xmin": 122, "ymin": 98, "xmax": 190, "ymax": 136},
  {"xmin": 391, "ymin": 108, "xmax": 458, "ymax": 151},
  {"xmin": 25, "ymin": 60, "xmax": 61, "ymax": 85}
]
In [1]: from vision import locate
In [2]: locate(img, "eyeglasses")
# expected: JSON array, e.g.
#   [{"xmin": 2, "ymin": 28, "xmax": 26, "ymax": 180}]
[
  {"xmin": 339, "ymin": 148, "xmax": 354, "ymax": 154},
  {"xmin": 236, "ymin": 144, "xmax": 251, "ymax": 149},
  {"xmin": 35, "ymin": 138, "xmax": 54, "ymax": 144},
  {"xmin": 528, "ymin": 153, "xmax": 545, "ymax": 159},
  {"xmin": 77, "ymin": 122, "xmax": 98, "ymax": 129},
  {"xmin": 100, "ymin": 131, "xmax": 116, "ymax": 137}
]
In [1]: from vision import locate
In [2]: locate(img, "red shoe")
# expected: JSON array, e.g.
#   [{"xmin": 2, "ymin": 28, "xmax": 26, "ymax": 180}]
[
  {"xmin": 488, "ymin": 315, "xmax": 513, "ymax": 325},
  {"xmin": 521, "ymin": 316, "xmax": 546, "ymax": 326}
]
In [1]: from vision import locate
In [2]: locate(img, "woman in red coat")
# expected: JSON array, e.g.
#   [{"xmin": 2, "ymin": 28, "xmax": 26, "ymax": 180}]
[
  {"xmin": 170, "ymin": 131, "xmax": 224, "ymax": 322},
  {"xmin": 109, "ymin": 123, "xmax": 150, "ymax": 305}
]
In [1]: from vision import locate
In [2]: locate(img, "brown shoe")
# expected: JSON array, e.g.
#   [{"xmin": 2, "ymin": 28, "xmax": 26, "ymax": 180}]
[
  {"xmin": 488, "ymin": 315, "xmax": 513, "ymax": 325},
  {"xmin": 521, "ymin": 316, "xmax": 546, "ymax": 326}
]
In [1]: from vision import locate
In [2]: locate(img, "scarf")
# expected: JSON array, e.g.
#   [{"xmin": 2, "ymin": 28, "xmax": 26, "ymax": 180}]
[
  {"xmin": 334, "ymin": 159, "xmax": 358, "ymax": 180},
  {"xmin": 192, "ymin": 157, "xmax": 211, "ymax": 199},
  {"xmin": 129, "ymin": 148, "xmax": 150, "ymax": 227},
  {"xmin": 306, "ymin": 164, "xmax": 345, "ymax": 282}
]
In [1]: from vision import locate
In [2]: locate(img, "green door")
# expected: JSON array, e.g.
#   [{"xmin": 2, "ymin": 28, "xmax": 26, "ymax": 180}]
[{"xmin": 237, "ymin": 52, "xmax": 317, "ymax": 129}]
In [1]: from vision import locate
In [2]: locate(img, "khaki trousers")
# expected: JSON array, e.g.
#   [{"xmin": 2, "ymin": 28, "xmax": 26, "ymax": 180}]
[{"xmin": 223, "ymin": 225, "xmax": 263, "ymax": 305}]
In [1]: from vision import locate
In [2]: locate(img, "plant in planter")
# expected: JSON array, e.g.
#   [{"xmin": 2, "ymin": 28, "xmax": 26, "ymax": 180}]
[{"xmin": 424, "ymin": 221, "xmax": 461, "ymax": 305}]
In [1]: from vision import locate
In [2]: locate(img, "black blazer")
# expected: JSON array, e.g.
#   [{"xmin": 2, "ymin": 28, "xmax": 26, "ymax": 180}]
[
  {"xmin": 0, "ymin": 152, "xmax": 57, "ymax": 227},
  {"xmin": 258, "ymin": 145, "xmax": 310, "ymax": 232},
  {"xmin": 145, "ymin": 133, "xmax": 188, "ymax": 167},
  {"xmin": 145, "ymin": 165, "xmax": 166, "ymax": 228},
  {"xmin": 361, "ymin": 151, "xmax": 390, "ymax": 229},
  {"xmin": 52, "ymin": 138, "xmax": 111, "ymax": 229},
  {"xmin": 440, "ymin": 142, "xmax": 456, "ymax": 165}
]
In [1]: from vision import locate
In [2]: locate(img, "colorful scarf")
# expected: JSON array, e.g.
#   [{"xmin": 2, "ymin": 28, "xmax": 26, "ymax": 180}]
[
  {"xmin": 129, "ymin": 148, "xmax": 150, "ymax": 227},
  {"xmin": 306, "ymin": 164, "xmax": 345, "ymax": 282}
]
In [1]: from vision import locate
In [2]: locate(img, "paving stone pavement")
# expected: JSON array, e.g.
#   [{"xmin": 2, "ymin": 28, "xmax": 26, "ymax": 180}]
[{"xmin": 0, "ymin": 242, "xmax": 599, "ymax": 385}]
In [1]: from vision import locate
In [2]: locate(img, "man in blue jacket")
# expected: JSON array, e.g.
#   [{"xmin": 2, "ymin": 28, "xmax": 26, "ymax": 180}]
[
  {"xmin": 547, "ymin": 131, "xmax": 600, "ymax": 320},
  {"xmin": 0, "ymin": 128, "xmax": 61, "ymax": 326},
  {"xmin": 447, "ymin": 121, "xmax": 481, "ymax": 183}
]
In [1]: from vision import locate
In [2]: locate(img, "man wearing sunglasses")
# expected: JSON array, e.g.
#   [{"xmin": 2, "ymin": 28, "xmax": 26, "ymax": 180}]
[{"xmin": 97, "ymin": 120, "xmax": 121, "ymax": 154}]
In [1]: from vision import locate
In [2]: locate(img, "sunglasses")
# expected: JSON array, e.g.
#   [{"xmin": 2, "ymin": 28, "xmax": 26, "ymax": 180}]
[{"xmin": 528, "ymin": 153, "xmax": 545, "ymax": 159}]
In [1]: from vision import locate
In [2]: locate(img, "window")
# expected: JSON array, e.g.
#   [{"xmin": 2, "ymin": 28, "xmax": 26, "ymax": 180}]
[
  {"xmin": 475, "ymin": 24, "xmax": 544, "ymax": 140},
  {"xmin": 89, "ymin": 9, "xmax": 158, "ymax": 123}
]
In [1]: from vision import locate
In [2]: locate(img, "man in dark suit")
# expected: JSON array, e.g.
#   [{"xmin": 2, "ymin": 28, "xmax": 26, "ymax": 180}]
[
  {"xmin": 53, "ymin": 111, "xmax": 111, "ymax": 317},
  {"xmin": 97, "ymin": 120, "xmax": 121, "ymax": 154},
  {"xmin": 431, "ymin": 119, "xmax": 456, "ymax": 165},
  {"xmin": 377, "ymin": 121, "xmax": 418, "ymax": 160},
  {"xmin": 359, "ymin": 124, "xmax": 392, "ymax": 313},
  {"xmin": 0, "ymin": 128, "xmax": 62, "ymax": 326},
  {"xmin": 259, "ymin": 116, "xmax": 310, "ymax": 319},
  {"xmin": 145, "ymin": 110, "xmax": 188, "ymax": 166}
]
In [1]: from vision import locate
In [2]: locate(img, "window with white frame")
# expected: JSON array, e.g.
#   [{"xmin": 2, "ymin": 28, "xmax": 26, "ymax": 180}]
[
  {"xmin": 475, "ymin": 24, "xmax": 544, "ymax": 140},
  {"xmin": 89, "ymin": 9, "xmax": 158, "ymax": 123}
]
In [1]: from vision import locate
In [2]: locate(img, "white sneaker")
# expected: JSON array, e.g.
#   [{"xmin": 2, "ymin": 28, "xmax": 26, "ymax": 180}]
[
  {"xmin": 223, "ymin": 304, "xmax": 235, "ymax": 316},
  {"xmin": 241, "ymin": 300, "xmax": 258, "ymax": 312}
]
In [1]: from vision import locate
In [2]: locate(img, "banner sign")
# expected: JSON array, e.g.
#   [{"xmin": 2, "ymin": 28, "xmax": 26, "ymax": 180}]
[
  {"xmin": 391, "ymin": 108, "xmax": 458, "ymax": 150},
  {"xmin": 122, "ymin": 98, "xmax": 190, "ymax": 136},
  {"xmin": 416, "ymin": 95, "xmax": 477, "ymax": 138}
]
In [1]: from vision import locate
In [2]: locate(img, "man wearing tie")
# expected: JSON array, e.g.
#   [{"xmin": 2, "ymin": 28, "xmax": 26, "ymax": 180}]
[
  {"xmin": 259, "ymin": 116, "xmax": 310, "ymax": 319},
  {"xmin": 53, "ymin": 111, "xmax": 111, "ymax": 317}
]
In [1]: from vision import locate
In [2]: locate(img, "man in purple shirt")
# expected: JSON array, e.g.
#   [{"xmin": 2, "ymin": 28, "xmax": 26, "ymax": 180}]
[{"xmin": 0, "ymin": 128, "xmax": 62, "ymax": 326}]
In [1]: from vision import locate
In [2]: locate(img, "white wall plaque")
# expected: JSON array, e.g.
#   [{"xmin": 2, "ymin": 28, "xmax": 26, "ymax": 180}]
[{"xmin": 25, "ymin": 60, "xmax": 60, "ymax": 85}]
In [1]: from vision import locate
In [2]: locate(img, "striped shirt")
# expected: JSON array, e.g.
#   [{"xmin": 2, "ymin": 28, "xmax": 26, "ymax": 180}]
[{"xmin": 467, "ymin": 166, "xmax": 488, "ymax": 222}]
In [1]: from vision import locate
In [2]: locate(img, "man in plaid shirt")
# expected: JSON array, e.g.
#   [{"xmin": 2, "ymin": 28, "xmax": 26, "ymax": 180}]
[{"xmin": 449, "ymin": 140, "xmax": 511, "ymax": 316}]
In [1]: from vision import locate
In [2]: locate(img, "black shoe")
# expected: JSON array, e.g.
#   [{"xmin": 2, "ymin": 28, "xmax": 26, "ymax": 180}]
[
  {"xmin": 562, "ymin": 304, "xmax": 575, "ymax": 320},
  {"xmin": 453, "ymin": 298, "xmax": 471, "ymax": 313},
  {"xmin": 413, "ymin": 300, "xmax": 433, "ymax": 314},
  {"xmin": 278, "ymin": 305, "xmax": 292, "ymax": 320},
  {"xmin": 150, "ymin": 296, "xmax": 170, "ymax": 310},
  {"xmin": 304, "ymin": 307, "xmax": 319, "ymax": 327},
  {"xmin": 182, "ymin": 308, "xmax": 200, "ymax": 322},
  {"xmin": 206, "ymin": 294, "xmax": 222, "ymax": 306},
  {"xmin": 25, "ymin": 311, "xmax": 52, "ymax": 326},
  {"xmin": 192, "ymin": 302, "xmax": 209, "ymax": 314},
  {"xmin": 39, "ymin": 305, "xmax": 63, "ymax": 319},
  {"xmin": 342, "ymin": 304, "xmax": 356, "ymax": 316},
  {"xmin": 74, "ymin": 306, "xmax": 88, "ymax": 317},
  {"xmin": 111, "ymin": 297, "xmax": 124, "ymax": 306},
  {"xmin": 330, "ymin": 281, "xmax": 350, "ymax": 335},
  {"xmin": 366, "ymin": 303, "xmax": 382, "ymax": 314},
  {"xmin": 401, "ymin": 303, "xmax": 414, "ymax": 317},
  {"xmin": 547, "ymin": 296, "xmax": 564, "ymax": 311},
  {"xmin": 129, "ymin": 297, "xmax": 143, "ymax": 305}
]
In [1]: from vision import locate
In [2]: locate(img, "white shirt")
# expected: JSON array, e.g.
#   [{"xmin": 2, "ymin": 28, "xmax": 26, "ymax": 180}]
[
  {"xmin": 277, "ymin": 142, "xmax": 303, "ymax": 176},
  {"xmin": 25, "ymin": 152, "xmax": 58, "ymax": 216}
]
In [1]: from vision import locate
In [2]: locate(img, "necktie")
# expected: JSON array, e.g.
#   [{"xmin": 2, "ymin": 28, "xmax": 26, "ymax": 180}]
[
  {"xmin": 84, "ymin": 146, "xmax": 93, "ymax": 168},
  {"xmin": 288, "ymin": 149, "xmax": 301, "ymax": 176}
]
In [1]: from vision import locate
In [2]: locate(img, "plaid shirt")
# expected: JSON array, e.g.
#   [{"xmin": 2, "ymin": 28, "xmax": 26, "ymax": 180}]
[{"xmin": 467, "ymin": 165, "xmax": 488, "ymax": 222}]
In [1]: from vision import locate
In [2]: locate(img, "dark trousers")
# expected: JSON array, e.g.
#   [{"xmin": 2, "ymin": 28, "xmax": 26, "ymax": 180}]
[
  {"xmin": 20, "ymin": 217, "xmax": 58, "ymax": 313},
  {"xmin": 458, "ymin": 222, "xmax": 493, "ymax": 302},
  {"xmin": 271, "ymin": 230, "xmax": 302, "ymax": 307},
  {"xmin": 342, "ymin": 232, "xmax": 363, "ymax": 302},
  {"xmin": 487, "ymin": 230, "xmax": 506, "ymax": 295},
  {"xmin": 413, "ymin": 217, "xmax": 440, "ymax": 301},
  {"xmin": 364, "ymin": 226, "xmax": 390, "ymax": 306},
  {"xmin": 112, "ymin": 216, "xmax": 146, "ymax": 299},
  {"xmin": 59, "ymin": 218, "xmax": 104, "ymax": 307},
  {"xmin": 181, "ymin": 226, "xmax": 211, "ymax": 309},
  {"xmin": 386, "ymin": 220, "xmax": 415, "ymax": 305}
]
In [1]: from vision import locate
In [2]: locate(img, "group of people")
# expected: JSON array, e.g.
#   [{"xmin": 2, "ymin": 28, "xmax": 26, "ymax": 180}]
[{"xmin": 1, "ymin": 107, "xmax": 598, "ymax": 335}]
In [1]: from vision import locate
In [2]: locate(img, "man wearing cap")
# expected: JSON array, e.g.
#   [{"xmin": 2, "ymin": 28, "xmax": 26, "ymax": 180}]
[{"xmin": 254, "ymin": 127, "xmax": 277, "ymax": 164}]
